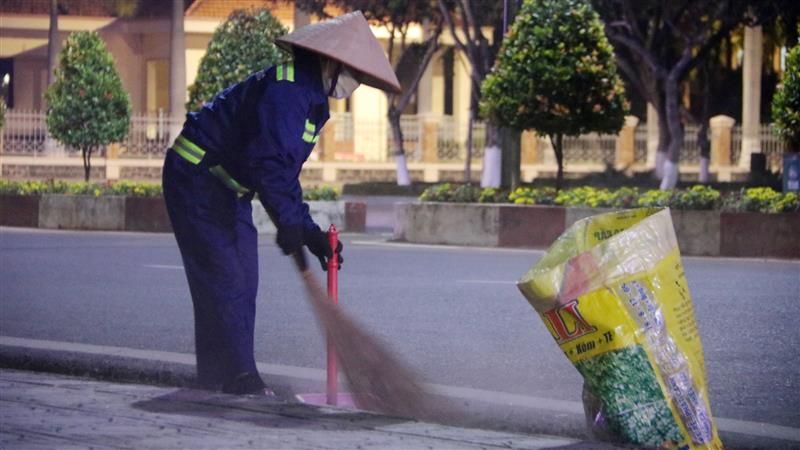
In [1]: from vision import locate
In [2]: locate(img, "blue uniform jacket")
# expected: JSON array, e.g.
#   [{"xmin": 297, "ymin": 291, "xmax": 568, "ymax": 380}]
[{"xmin": 180, "ymin": 51, "xmax": 329, "ymax": 229}]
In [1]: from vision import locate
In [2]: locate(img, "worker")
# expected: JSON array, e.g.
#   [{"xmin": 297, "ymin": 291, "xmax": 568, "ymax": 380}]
[{"xmin": 162, "ymin": 11, "xmax": 402, "ymax": 396}]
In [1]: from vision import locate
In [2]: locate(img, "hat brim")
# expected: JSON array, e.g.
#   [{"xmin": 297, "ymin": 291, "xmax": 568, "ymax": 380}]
[{"xmin": 276, "ymin": 12, "xmax": 402, "ymax": 95}]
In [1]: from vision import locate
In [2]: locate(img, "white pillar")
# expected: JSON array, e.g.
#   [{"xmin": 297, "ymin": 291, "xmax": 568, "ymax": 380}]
[
  {"xmin": 646, "ymin": 103, "xmax": 659, "ymax": 168},
  {"xmin": 740, "ymin": 25, "xmax": 762, "ymax": 168},
  {"xmin": 169, "ymin": 0, "xmax": 186, "ymax": 139}
]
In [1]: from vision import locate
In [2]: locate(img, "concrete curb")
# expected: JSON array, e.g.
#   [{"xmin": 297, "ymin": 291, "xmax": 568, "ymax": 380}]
[
  {"xmin": 0, "ymin": 195, "xmax": 366, "ymax": 233},
  {"xmin": 394, "ymin": 202, "xmax": 800, "ymax": 258}
]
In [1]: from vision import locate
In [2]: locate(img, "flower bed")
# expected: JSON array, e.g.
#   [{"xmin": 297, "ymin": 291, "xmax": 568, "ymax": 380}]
[
  {"xmin": 395, "ymin": 184, "xmax": 800, "ymax": 258},
  {"xmin": 0, "ymin": 181, "xmax": 364, "ymax": 232},
  {"xmin": 419, "ymin": 183, "xmax": 799, "ymax": 213}
]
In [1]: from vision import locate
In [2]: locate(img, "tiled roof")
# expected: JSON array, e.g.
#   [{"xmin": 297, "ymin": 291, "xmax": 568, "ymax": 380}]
[
  {"xmin": 186, "ymin": 0, "xmax": 295, "ymax": 22},
  {"xmin": 0, "ymin": 0, "xmax": 187, "ymax": 18}
]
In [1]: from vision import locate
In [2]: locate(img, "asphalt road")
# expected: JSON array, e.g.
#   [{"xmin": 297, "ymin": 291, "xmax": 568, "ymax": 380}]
[{"xmin": 1, "ymin": 227, "xmax": 799, "ymax": 448}]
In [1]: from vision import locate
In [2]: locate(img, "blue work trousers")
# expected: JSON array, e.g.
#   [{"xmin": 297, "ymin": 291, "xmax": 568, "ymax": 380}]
[{"xmin": 162, "ymin": 150, "xmax": 260, "ymax": 390}]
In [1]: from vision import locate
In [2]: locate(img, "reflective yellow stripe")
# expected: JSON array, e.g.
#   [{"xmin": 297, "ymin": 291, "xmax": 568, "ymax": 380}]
[
  {"xmin": 304, "ymin": 119, "xmax": 315, "ymax": 133},
  {"xmin": 176, "ymin": 135, "xmax": 205, "ymax": 160},
  {"xmin": 172, "ymin": 134, "xmax": 250, "ymax": 194},
  {"xmin": 209, "ymin": 165, "xmax": 250, "ymax": 194},
  {"xmin": 302, "ymin": 132, "xmax": 315, "ymax": 143},
  {"xmin": 276, "ymin": 63, "xmax": 295, "ymax": 82},
  {"xmin": 173, "ymin": 142, "xmax": 202, "ymax": 165}
]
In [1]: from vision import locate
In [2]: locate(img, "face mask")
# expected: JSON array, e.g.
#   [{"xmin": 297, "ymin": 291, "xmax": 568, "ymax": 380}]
[{"xmin": 323, "ymin": 61, "xmax": 360, "ymax": 99}]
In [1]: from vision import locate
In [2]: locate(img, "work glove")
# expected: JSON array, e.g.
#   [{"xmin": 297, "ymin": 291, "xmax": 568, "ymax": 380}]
[{"xmin": 304, "ymin": 226, "xmax": 344, "ymax": 271}]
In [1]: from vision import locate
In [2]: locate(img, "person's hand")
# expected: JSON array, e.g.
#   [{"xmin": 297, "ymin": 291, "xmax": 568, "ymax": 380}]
[
  {"xmin": 304, "ymin": 226, "xmax": 344, "ymax": 271},
  {"xmin": 276, "ymin": 224, "xmax": 304, "ymax": 256}
]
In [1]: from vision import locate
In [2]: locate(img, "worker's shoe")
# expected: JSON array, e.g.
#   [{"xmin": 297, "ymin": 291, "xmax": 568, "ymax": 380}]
[{"xmin": 222, "ymin": 372, "xmax": 275, "ymax": 397}]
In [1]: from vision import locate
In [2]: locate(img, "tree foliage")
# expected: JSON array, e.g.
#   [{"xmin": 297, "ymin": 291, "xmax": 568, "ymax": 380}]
[
  {"xmin": 481, "ymin": 0, "xmax": 627, "ymax": 189},
  {"xmin": 45, "ymin": 31, "xmax": 131, "ymax": 181},
  {"xmin": 186, "ymin": 9, "xmax": 288, "ymax": 111},
  {"xmin": 592, "ymin": 0, "xmax": 798, "ymax": 188},
  {"xmin": 772, "ymin": 39, "xmax": 800, "ymax": 151}
]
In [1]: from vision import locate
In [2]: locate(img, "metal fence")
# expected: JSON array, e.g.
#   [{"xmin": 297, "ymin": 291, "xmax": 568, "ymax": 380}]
[
  {"xmin": 436, "ymin": 116, "xmax": 486, "ymax": 162},
  {"xmin": 562, "ymin": 133, "xmax": 617, "ymax": 164},
  {"xmin": 1, "ymin": 110, "xmax": 180, "ymax": 158},
  {"xmin": 2, "ymin": 110, "xmax": 790, "ymax": 169}
]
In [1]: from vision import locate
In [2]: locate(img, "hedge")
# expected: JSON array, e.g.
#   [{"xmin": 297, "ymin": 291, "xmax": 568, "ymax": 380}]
[
  {"xmin": 0, "ymin": 180, "xmax": 340, "ymax": 201},
  {"xmin": 419, "ymin": 183, "xmax": 799, "ymax": 214}
]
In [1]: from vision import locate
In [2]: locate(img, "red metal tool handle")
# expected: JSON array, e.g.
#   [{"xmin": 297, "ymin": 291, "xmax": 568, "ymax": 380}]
[{"xmin": 326, "ymin": 224, "xmax": 339, "ymax": 405}]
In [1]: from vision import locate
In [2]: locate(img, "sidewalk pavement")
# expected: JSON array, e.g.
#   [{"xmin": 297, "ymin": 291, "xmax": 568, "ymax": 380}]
[{"xmin": 1, "ymin": 368, "xmax": 595, "ymax": 450}]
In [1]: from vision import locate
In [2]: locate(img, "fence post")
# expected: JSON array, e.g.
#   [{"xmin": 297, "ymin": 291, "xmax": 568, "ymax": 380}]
[
  {"xmin": 421, "ymin": 116, "xmax": 439, "ymax": 163},
  {"xmin": 106, "ymin": 143, "xmax": 120, "ymax": 180},
  {"xmin": 615, "ymin": 115, "xmax": 639, "ymax": 169},
  {"xmin": 520, "ymin": 130, "xmax": 538, "ymax": 165},
  {"xmin": 710, "ymin": 115, "xmax": 735, "ymax": 167},
  {"xmin": 320, "ymin": 122, "xmax": 337, "ymax": 162}
]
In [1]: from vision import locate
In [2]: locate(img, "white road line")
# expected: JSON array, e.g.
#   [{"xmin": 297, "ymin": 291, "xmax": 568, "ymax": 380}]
[
  {"xmin": 1, "ymin": 335, "xmax": 798, "ymax": 442},
  {"xmin": 350, "ymin": 240, "xmax": 546, "ymax": 255},
  {"xmin": 457, "ymin": 280, "xmax": 517, "ymax": 285},
  {"xmin": 143, "ymin": 264, "xmax": 184, "ymax": 270}
]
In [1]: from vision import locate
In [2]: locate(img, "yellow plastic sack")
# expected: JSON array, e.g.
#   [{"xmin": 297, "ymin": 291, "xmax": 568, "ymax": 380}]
[{"xmin": 517, "ymin": 208, "xmax": 723, "ymax": 449}]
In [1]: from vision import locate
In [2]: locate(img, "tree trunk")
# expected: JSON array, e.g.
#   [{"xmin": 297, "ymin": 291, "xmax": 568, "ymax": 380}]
[
  {"xmin": 698, "ymin": 86, "xmax": 711, "ymax": 184},
  {"xmin": 82, "ymin": 147, "xmax": 92, "ymax": 182},
  {"xmin": 654, "ymin": 101, "xmax": 670, "ymax": 180},
  {"xmin": 388, "ymin": 109, "xmax": 411, "ymax": 186},
  {"xmin": 47, "ymin": 0, "xmax": 59, "ymax": 86},
  {"xmin": 464, "ymin": 110, "xmax": 474, "ymax": 183},
  {"xmin": 551, "ymin": 133, "xmax": 564, "ymax": 191},
  {"xmin": 660, "ymin": 76, "xmax": 683, "ymax": 190},
  {"xmin": 500, "ymin": 127, "xmax": 521, "ymax": 189},
  {"xmin": 480, "ymin": 124, "xmax": 501, "ymax": 188}
]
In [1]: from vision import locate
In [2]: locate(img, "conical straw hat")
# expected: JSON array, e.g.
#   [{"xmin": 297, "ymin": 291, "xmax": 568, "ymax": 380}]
[{"xmin": 277, "ymin": 11, "xmax": 402, "ymax": 94}]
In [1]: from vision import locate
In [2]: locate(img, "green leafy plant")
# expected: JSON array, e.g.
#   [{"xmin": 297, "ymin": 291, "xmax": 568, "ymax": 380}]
[
  {"xmin": 186, "ymin": 9, "xmax": 288, "ymax": 111},
  {"xmin": 480, "ymin": 0, "xmax": 627, "ymax": 190},
  {"xmin": 45, "ymin": 31, "xmax": 131, "ymax": 182},
  {"xmin": 670, "ymin": 185, "xmax": 721, "ymax": 210},
  {"xmin": 417, "ymin": 183, "xmax": 799, "ymax": 213},
  {"xmin": 726, "ymin": 187, "xmax": 800, "ymax": 213},
  {"xmin": 303, "ymin": 186, "xmax": 339, "ymax": 201},
  {"xmin": 479, "ymin": 187, "xmax": 511, "ymax": 204},
  {"xmin": 509, "ymin": 187, "xmax": 557, "ymax": 205},
  {"xmin": 0, "ymin": 180, "xmax": 160, "ymax": 197},
  {"xmin": 772, "ymin": 38, "xmax": 799, "ymax": 151}
]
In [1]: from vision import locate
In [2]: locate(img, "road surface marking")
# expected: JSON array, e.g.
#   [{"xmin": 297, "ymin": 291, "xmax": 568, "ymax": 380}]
[
  {"xmin": 2, "ymin": 335, "xmax": 798, "ymax": 443},
  {"xmin": 350, "ymin": 240, "xmax": 545, "ymax": 255},
  {"xmin": 458, "ymin": 280, "xmax": 517, "ymax": 285},
  {"xmin": 143, "ymin": 264, "xmax": 184, "ymax": 270}
]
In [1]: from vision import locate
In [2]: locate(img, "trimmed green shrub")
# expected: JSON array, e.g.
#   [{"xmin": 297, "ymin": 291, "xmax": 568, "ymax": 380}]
[
  {"xmin": 508, "ymin": 187, "xmax": 557, "ymax": 205},
  {"xmin": 419, "ymin": 183, "xmax": 799, "ymax": 213},
  {"xmin": 302, "ymin": 186, "xmax": 339, "ymax": 201},
  {"xmin": 772, "ymin": 39, "xmax": 799, "ymax": 151},
  {"xmin": 0, "ymin": 180, "xmax": 341, "ymax": 202},
  {"xmin": 725, "ymin": 187, "xmax": 799, "ymax": 213},
  {"xmin": 187, "ymin": 8, "xmax": 288, "ymax": 111},
  {"xmin": 480, "ymin": 0, "xmax": 627, "ymax": 189},
  {"xmin": 45, "ymin": 31, "xmax": 131, "ymax": 182}
]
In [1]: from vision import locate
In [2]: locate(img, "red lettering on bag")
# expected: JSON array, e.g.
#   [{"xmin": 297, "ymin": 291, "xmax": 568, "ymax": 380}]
[{"xmin": 543, "ymin": 300, "xmax": 597, "ymax": 345}]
